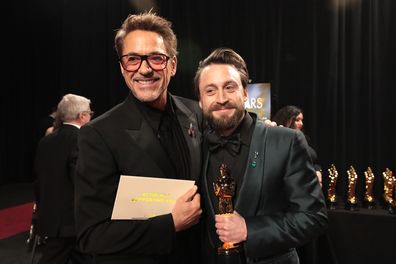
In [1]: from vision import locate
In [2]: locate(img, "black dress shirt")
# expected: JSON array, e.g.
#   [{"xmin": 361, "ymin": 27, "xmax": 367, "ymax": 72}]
[
  {"xmin": 206, "ymin": 112, "xmax": 254, "ymax": 214},
  {"xmin": 132, "ymin": 94, "xmax": 191, "ymax": 180}
]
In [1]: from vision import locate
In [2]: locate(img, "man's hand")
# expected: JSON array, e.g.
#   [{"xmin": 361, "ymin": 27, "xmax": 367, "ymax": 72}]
[
  {"xmin": 316, "ymin": 170, "xmax": 323, "ymax": 186},
  {"xmin": 264, "ymin": 119, "xmax": 277, "ymax": 127},
  {"xmin": 171, "ymin": 185, "xmax": 202, "ymax": 232},
  {"xmin": 215, "ymin": 211, "xmax": 247, "ymax": 243}
]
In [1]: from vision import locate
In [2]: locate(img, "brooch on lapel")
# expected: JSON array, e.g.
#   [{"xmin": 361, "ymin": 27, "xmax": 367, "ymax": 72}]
[
  {"xmin": 188, "ymin": 123, "xmax": 196, "ymax": 138},
  {"xmin": 251, "ymin": 151, "xmax": 259, "ymax": 168}
]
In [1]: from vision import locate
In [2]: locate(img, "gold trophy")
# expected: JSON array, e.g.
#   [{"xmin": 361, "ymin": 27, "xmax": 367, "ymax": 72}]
[
  {"xmin": 363, "ymin": 167, "xmax": 375, "ymax": 209},
  {"xmin": 382, "ymin": 168, "xmax": 396, "ymax": 214},
  {"xmin": 327, "ymin": 164, "xmax": 338, "ymax": 209},
  {"xmin": 213, "ymin": 164, "xmax": 245, "ymax": 264},
  {"xmin": 345, "ymin": 166, "xmax": 359, "ymax": 211}
]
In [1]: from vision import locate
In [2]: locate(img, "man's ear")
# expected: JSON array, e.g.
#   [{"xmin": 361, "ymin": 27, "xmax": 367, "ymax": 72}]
[
  {"xmin": 119, "ymin": 63, "xmax": 125, "ymax": 74},
  {"xmin": 199, "ymin": 100, "xmax": 202, "ymax": 109},
  {"xmin": 243, "ymin": 87, "xmax": 248, "ymax": 101},
  {"xmin": 171, "ymin": 56, "xmax": 177, "ymax": 76}
]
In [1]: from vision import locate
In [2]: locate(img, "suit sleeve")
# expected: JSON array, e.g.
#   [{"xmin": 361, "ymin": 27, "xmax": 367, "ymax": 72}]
[
  {"xmin": 75, "ymin": 124, "xmax": 175, "ymax": 255},
  {"xmin": 244, "ymin": 130, "xmax": 327, "ymax": 259}
]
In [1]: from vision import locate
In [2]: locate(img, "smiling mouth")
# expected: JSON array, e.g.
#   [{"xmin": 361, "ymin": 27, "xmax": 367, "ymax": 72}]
[
  {"xmin": 136, "ymin": 79, "xmax": 157, "ymax": 84},
  {"xmin": 213, "ymin": 108, "xmax": 234, "ymax": 114}
]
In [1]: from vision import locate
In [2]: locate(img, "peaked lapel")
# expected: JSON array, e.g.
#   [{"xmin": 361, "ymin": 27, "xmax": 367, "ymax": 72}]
[
  {"xmin": 122, "ymin": 94, "xmax": 174, "ymax": 178},
  {"xmin": 235, "ymin": 121, "xmax": 268, "ymax": 216},
  {"xmin": 172, "ymin": 95, "xmax": 202, "ymax": 181}
]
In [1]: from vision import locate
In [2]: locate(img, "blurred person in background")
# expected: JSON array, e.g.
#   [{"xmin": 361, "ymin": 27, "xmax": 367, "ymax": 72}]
[{"xmin": 34, "ymin": 93, "xmax": 93, "ymax": 264}]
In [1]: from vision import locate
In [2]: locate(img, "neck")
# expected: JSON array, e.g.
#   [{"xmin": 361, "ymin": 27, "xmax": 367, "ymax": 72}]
[
  {"xmin": 63, "ymin": 121, "xmax": 81, "ymax": 129},
  {"xmin": 147, "ymin": 92, "xmax": 167, "ymax": 111},
  {"xmin": 218, "ymin": 126, "xmax": 238, "ymax": 137}
]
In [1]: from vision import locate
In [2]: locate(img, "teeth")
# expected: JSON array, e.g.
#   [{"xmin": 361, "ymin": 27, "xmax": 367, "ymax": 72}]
[{"xmin": 137, "ymin": 80, "xmax": 155, "ymax": 84}]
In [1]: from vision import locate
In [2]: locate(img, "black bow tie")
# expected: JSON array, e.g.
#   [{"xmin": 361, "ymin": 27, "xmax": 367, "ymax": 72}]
[{"xmin": 206, "ymin": 131, "xmax": 241, "ymax": 156}]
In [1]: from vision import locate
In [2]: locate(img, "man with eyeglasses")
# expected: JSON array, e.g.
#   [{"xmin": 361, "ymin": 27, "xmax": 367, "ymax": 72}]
[
  {"xmin": 75, "ymin": 11, "xmax": 202, "ymax": 264},
  {"xmin": 34, "ymin": 93, "xmax": 93, "ymax": 264}
]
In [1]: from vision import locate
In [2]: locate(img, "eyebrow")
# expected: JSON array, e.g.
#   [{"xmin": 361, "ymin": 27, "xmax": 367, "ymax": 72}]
[
  {"xmin": 203, "ymin": 80, "xmax": 238, "ymax": 90},
  {"xmin": 223, "ymin": 80, "xmax": 238, "ymax": 87},
  {"xmin": 125, "ymin": 51, "xmax": 166, "ymax": 56}
]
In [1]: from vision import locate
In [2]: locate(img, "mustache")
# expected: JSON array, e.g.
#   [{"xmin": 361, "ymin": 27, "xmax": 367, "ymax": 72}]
[{"xmin": 208, "ymin": 102, "xmax": 237, "ymax": 111}]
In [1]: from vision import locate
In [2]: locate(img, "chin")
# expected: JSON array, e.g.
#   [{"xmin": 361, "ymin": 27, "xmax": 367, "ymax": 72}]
[{"xmin": 133, "ymin": 90, "xmax": 161, "ymax": 102}]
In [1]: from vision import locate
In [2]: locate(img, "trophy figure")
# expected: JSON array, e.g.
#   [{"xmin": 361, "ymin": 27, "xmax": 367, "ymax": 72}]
[
  {"xmin": 345, "ymin": 166, "xmax": 359, "ymax": 211},
  {"xmin": 213, "ymin": 164, "xmax": 245, "ymax": 264},
  {"xmin": 382, "ymin": 168, "xmax": 396, "ymax": 214},
  {"xmin": 363, "ymin": 167, "xmax": 376, "ymax": 209},
  {"xmin": 326, "ymin": 164, "xmax": 338, "ymax": 209}
]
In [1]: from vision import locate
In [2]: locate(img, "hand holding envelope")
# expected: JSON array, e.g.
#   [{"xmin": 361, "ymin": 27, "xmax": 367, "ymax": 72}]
[
  {"xmin": 172, "ymin": 185, "xmax": 202, "ymax": 232},
  {"xmin": 111, "ymin": 175, "xmax": 201, "ymax": 229}
]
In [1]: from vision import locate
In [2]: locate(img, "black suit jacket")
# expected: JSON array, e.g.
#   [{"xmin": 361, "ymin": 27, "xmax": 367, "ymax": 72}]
[
  {"xmin": 201, "ymin": 117, "xmax": 327, "ymax": 264},
  {"xmin": 34, "ymin": 124, "xmax": 79, "ymax": 237},
  {"xmin": 75, "ymin": 93, "xmax": 202, "ymax": 264}
]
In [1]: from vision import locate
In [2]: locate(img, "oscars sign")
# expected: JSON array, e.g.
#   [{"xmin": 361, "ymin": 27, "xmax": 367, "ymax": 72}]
[{"xmin": 245, "ymin": 83, "xmax": 271, "ymax": 121}]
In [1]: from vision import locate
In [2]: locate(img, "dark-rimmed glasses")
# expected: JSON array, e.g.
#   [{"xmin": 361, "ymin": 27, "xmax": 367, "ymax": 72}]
[{"xmin": 119, "ymin": 54, "xmax": 170, "ymax": 72}]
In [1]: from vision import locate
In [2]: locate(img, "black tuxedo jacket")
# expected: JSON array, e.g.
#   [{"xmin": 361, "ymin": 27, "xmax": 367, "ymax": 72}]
[
  {"xmin": 201, "ymin": 118, "xmax": 327, "ymax": 264},
  {"xmin": 75, "ymin": 93, "xmax": 202, "ymax": 264},
  {"xmin": 34, "ymin": 124, "xmax": 79, "ymax": 237}
]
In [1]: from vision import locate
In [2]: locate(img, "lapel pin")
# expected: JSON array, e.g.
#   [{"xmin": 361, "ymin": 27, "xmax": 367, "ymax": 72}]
[{"xmin": 188, "ymin": 123, "xmax": 196, "ymax": 138}]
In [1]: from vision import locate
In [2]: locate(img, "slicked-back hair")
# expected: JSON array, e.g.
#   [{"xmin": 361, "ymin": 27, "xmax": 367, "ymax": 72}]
[
  {"xmin": 114, "ymin": 11, "xmax": 178, "ymax": 58},
  {"xmin": 194, "ymin": 48, "xmax": 249, "ymax": 99}
]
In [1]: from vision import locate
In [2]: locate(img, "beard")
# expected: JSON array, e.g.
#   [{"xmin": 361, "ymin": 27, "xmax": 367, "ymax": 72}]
[{"xmin": 203, "ymin": 101, "xmax": 245, "ymax": 133}]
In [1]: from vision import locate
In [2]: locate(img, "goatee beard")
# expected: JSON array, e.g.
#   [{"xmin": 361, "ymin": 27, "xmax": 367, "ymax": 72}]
[{"xmin": 204, "ymin": 103, "xmax": 245, "ymax": 134}]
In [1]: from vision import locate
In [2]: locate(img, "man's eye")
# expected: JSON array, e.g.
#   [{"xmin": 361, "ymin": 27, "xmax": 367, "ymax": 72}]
[
  {"xmin": 206, "ymin": 89, "xmax": 215, "ymax": 95},
  {"xmin": 127, "ymin": 56, "xmax": 141, "ymax": 63},
  {"xmin": 150, "ymin": 55, "xmax": 165, "ymax": 64},
  {"xmin": 225, "ymin": 85, "xmax": 235, "ymax": 91}
]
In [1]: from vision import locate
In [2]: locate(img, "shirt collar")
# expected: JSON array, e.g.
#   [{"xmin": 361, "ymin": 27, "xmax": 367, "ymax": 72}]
[{"xmin": 63, "ymin": 122, "xmax": 80, "ymax": 129}]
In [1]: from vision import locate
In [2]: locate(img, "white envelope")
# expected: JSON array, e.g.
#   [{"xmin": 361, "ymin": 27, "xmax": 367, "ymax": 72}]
[{"xmin": 111, "ymin": 175, "xmax": 195, "ymax": 220}]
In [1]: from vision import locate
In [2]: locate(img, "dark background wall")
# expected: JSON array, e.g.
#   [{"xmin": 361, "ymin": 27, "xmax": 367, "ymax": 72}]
[{"xmin": 2, "ymin": 0, "xmax": 395, "ymax": 200}]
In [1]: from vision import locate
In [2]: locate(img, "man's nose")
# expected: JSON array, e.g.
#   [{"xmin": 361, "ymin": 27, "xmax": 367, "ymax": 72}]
[
  {"xmin": 216, "ymin": 90, "xmax": 228, "ymax": 104},
  {"xmin": 139, "ymin": 59, "xmax": 153, "ymax": 73}
]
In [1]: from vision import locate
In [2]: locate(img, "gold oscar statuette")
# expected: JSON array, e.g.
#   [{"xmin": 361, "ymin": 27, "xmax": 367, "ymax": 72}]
[
  {"xmin": 345, "ymin": 166, "xmax": 359, "ymax": 211},
  {"xmin": 363, "ymin": 167, "xmax": 376, "ymax": 209},
  {"xmin": 213, "ymin": 164, "xmax": 245, "ymax": 264},
  {"xmin": 327, "ymin": 164, "xmax": 338, "ymax": 209},
  {"xmin": 382, "ymin": 168, "xmax": 396, "ymax": 214}
]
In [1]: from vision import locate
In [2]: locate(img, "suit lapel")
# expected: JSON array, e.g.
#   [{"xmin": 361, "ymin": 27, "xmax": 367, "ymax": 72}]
[
  {"xmin": 122, "ymin": 95, "xmax": 174, "ymax": 178},
  {"xmin": 201, "ymin": 137, "xmax": 221, "ymax": 247},
  {"xmin": 173, "ymin": 96, "xmax": 202, "ymax": 181},
  {"xmin": 202, "ymin": 122, "xmax": 269, "ymax": 246},
  {"xmin": 235, "ymin": 122, "xmax": 268, "ymax": 216}
]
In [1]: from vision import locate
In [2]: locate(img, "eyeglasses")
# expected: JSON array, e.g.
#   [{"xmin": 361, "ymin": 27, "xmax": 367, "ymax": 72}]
[{"xmin": 119, "ymin": 53, "xmax": 170, "ymax": 72}]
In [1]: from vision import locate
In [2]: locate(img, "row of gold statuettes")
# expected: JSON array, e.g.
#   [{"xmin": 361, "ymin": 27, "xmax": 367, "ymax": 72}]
[{"xmin": 326, "ymin": 164, "xmax": 396, "ymax": 214}]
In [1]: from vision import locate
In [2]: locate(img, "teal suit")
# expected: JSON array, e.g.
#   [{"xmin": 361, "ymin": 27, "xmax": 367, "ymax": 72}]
[{"xmin": 201, "ymin": 115, "xmax": 327, "ymax": 263}]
